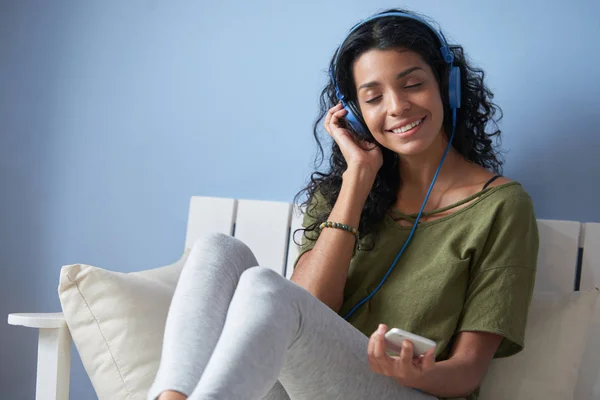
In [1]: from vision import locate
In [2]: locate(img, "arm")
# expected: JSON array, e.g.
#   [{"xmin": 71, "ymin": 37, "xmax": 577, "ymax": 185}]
[
  {"xmin": 408, "ymin": 331, "xmax": 502, "ymax": 397},
  {"xmin": 291, "ymin": 167, "xmax": 375, "ymax": 311},
  {"xmin": 290, "ymin": 103, "xmax": 382, "ymax": 312},
  {"xmin": 369, "ymin": 326, "xmax": 501, "ymax": 398}
]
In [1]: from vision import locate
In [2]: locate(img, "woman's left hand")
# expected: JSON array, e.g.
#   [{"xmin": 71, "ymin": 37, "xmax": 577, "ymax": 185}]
[{"xmin": 368, "ymin": 324, "xmax": 436, "ymax": 387}]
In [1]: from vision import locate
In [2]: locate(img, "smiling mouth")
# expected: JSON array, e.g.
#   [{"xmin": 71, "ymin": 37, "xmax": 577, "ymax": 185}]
[{"xmin": 386, "ymin": 117, "xmax": 426, "ymax": 134}]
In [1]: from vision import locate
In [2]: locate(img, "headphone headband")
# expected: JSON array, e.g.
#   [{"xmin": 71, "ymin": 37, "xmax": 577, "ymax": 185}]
[
  {"xmin": 329, "ymin": 10, "xmax": 461, "ymax": 138},
  {"xmin": 343, "ymin": 12, "xmax": 454, "ymax": 64}
]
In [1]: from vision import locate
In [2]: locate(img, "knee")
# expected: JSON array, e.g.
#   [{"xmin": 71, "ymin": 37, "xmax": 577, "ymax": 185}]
[
  {"xmin": 189, "ymin": 232, "xmax": 259, "ymax": 270},
  {"xmin": 237, "ymin": 267, "xmax": 288, "ymax": 299},
  {"xmin": 191, "ymin": 232, "xmax": 234, "ymax": 251},
  {"xmin": 236, "ymin": 268, "xmax": 302, "ymax": 328}
]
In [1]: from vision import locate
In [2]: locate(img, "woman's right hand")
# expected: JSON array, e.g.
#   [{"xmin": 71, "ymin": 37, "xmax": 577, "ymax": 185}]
[{"xmin": 324, "ymin": 103, "xmax": 383, "ymax": 178}]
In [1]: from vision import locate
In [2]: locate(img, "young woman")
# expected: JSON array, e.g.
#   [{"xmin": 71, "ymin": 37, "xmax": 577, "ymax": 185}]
[{"xmin": 149, "ymin": 9, "xmax": 538, "ymax": 400}]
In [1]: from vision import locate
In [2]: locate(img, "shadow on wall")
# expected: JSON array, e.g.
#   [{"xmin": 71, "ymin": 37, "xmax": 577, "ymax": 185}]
[
  {"xmin": 0, "ymin": 2, "xmax": 81, "ymax": 399},
  {"xmin": 0, "ymin": 171, "xmax": 41, "ymax": 400}
]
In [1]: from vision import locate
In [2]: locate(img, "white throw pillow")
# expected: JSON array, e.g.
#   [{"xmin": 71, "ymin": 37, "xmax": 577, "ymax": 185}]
[
  {"xmin": 480, "ymin": 289, "xmax": 599, "ymax": 400},
  {"xmin": 58, "ymin": 252, "xmax": 188, "ymax": 400}
]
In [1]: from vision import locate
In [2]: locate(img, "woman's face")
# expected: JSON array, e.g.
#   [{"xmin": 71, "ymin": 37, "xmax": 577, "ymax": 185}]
[{"xmin": 352, "ymin": 48, "xmax": 445, "ymax": 157}]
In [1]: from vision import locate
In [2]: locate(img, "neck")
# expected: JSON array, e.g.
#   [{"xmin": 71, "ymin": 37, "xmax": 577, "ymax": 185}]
[{"xmin": 398, "ymin": 134, "xmax": 460, "ymax": 195}]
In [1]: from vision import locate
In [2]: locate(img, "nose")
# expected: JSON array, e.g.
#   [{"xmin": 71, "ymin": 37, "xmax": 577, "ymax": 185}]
[{"xmin": 387, "ymin": 90, "xmax": 411, "ymax": 116}]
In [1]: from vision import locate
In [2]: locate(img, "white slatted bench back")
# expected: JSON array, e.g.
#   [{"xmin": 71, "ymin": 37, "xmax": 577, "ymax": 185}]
[
  {"xmin": 182, "ymin": 200, "xmax": 587, "ymax": 293},
  {"xmin": 576, "ymin": 222, "xmax": 600, "ymax": 400},
  {"xmin": 185, "ymin": 197, "xmax": 293, "ymax": 275},
  {"xmin": 185, "ymin": 197, "xmax": 600, "ymax": 396},
  {"xmin": 286, "ymin": 209, "xmax": 304, "ymax": 279},
  {"xmin": 184, "ymin": 197, "xmax": 237, "ymax": 250},
  {"xmin": 535, "ymin": 219, "xmax": 581, "ymax": 293},
  {"xmin": 234, "ymin": 199, "xmax": 292, "ymax": 276}
]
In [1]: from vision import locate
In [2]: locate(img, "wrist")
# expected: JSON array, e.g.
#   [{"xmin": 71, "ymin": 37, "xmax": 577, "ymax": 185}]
[
  {"xmin": 343, "ymin": 164, "xmax": 378, "ymax": 183},
  {"xmin": 339, "ymin": 169, "xmax": 374, "ymax": 207},
  {"xmin": 342, "ymin": 166, "xmax": 377, "ymax": 199},
  {"xmin": 394, "ymin": 375, "xmax": 419, "ymax": 391},
  {"xmin": 328, "ymin": 171, "xmax": 374, "ymax": 230},
  {"xmin": 397, "ymin": 365, "xmax": 436, "ymax": 394}
]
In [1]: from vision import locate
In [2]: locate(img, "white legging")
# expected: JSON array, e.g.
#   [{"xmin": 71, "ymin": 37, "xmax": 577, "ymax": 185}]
[{"xmin": 148, "ymin": 233, "xmax": 436, "ymax": 400}]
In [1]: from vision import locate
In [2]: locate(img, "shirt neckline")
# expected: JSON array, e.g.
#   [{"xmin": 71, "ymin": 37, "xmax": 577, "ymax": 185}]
[{"xmin": 386, "ymin": 181, "xmax": 521, "ymax": 229}]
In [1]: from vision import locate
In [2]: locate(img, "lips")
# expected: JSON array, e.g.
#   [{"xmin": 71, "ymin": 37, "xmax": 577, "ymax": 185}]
[
  {"xmin": 386, "ymin": 116, "xmax": 426, "ymax": 133},
  {"xmin": 385, "ymin": 116, "xmax": 426, "ymax": 139}
]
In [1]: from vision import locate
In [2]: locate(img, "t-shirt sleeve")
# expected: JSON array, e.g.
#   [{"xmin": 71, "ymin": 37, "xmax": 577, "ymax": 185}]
[
  {"xmin": 292, "ymin": 190, "xmax": 331, "ymax": 268},
  {"xmin": 456, "ymin": 192, "xmax": 539, "ymax": 358}
]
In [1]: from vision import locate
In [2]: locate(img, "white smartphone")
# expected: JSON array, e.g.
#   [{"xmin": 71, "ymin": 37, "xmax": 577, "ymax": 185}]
[{"xmin": 384, "ymin": 328, "xmax": 436, "ymax": 357}]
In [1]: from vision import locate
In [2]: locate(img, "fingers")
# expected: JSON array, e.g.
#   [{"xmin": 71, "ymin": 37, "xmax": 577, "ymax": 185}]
[
  {"xmin": 323, "ymin": 103, "xmax": 338, "ymax": 128},
  {"xmin": 399, "ymin": 340, "xmax": 414, "ymax": 367},
  {"xmin": 330, "ymin": 106, "xmax": 347, "ymax": 126},
  {"xmin": 372, "ymin": 324, "xmax": 387, "ymax": 360},
  {"xmin": 323, "ymin": 103, "xmax": 347, "ymax": 137},
  {"xmin": 367, "ymin": 325, "xmax": 387, "ymax": 375},
  {"xmin": 367, "ymin": 330, "xmax": 379, "ymax": 373},
  {"xmin": 420, "ymin": 348, "xmax": 436, "ymax": 370},
  {"xmin": 372, "ymin": 324, "xmax": 392, "ymax": 376},
  {"xmin": 324, "ymin": 102, "xmax": 343, "ymax": 123}
]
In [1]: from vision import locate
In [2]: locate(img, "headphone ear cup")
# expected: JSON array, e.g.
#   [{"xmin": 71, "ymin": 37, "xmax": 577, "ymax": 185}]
[
  {"xmin": 343, "ymin": 100, "xmax": 370, "ymax": 138},
  {"xmin": 448, "ymin": 66, "xmax": 461, "ymax": 109}
]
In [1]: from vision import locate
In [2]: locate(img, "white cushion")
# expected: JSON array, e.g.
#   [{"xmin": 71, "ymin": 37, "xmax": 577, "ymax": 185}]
[
  {"xmin": 480, "ymin": 289, "xmax": 599, "ymax": 400},
  {"xmin": 58, "ymin": 252, "xmax": 188, "ymax": 400}
]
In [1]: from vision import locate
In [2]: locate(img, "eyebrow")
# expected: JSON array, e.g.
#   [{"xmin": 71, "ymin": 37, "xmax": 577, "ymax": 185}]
[{"xmin": 357, "ymin": 66, "xmax": 424, "ymax": 91}]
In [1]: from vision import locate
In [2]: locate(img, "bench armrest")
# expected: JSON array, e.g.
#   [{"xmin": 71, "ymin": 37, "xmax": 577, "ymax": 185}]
[
  {"xmin": 8, "ymin": 312, "xmax": 66, "ymax": 329},
  {"xmin": 8, "ymin": 312, "xmax": 71, "ymax": 400}
]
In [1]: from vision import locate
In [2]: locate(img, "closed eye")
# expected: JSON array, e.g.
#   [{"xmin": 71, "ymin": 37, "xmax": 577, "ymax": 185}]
[
  {"xmin": 365, "ymin": 95, "xmax": 382, "ymax": 104},
  {"xmin": 365, "ymin": 83, "xmax": 423, "ymax": 103}
]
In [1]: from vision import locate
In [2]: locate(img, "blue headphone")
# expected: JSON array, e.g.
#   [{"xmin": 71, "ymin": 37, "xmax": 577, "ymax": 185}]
[
  {"xmin": 329, "ymin": 11, "xmax": 461, "ymax": 137},
  {"xmin": 331, "ymin": 12, "xmax": 463, "ymax": 320}
]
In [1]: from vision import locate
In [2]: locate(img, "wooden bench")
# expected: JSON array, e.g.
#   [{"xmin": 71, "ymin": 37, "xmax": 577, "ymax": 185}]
[{"xmin": 8, "ymin": 196, "xmax": 600, "ymax": 399}]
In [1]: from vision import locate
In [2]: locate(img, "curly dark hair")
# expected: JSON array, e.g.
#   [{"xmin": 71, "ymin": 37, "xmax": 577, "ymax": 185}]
[{"xmin": 295, "ymin": 8, "xmax": 503, "ymax": 247}]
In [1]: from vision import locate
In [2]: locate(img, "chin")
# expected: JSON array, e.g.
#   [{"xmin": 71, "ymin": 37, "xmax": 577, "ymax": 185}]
[
  {"xmin": 395, "ymin": 147, "xmax": 429, "ymax": 157},
  {"xmin": 385, "ymin": 129, "xmax": 445, "ymax": 158},
  {"xmin": 387, "ymin": 139, "xmax": 433, "ymax": 157}
]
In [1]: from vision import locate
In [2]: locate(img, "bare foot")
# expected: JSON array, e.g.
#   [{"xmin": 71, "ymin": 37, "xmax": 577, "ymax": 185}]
[{"xmin": 158, "ymin": 390, "xmax": 187, "ymax": 400}]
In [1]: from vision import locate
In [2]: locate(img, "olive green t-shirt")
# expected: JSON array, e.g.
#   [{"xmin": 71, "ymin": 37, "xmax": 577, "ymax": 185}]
[{"xmin": 295, "ymin": 182, "xmax": 539, "ymax": 400}]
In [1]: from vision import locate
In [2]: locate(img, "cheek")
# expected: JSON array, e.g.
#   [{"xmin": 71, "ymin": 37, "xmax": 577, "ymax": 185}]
[
  {"xmin": 428, "ymin": 91, "xmax": 445, "ymax": 121},
  {"xmin": 361, "ymin": 107, "xmax": 385, "ymax": 134},
  {"xmin": 413, "ymin": 90, "xmax": 444, "ymax": 131},
  {"xmin": 435, "ymin": 96, "xmax": 445, "ymax": 117}
]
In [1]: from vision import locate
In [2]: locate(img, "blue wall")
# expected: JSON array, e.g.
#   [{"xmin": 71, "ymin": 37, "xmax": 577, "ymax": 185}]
[{"xmin": 1, "ymin": 1, "xmax": 598, "ymax": 398}]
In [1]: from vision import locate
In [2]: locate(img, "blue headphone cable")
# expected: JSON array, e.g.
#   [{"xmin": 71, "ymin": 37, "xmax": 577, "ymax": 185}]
[{"xmin": 343, "ymin": 108, "xmax": 457, "ymax": 320}]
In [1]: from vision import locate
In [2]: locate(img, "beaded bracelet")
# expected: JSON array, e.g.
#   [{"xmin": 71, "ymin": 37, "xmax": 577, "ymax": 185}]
[{"xmin": 319, "ymin": 221, "xmax": 359, "ymax": 239}]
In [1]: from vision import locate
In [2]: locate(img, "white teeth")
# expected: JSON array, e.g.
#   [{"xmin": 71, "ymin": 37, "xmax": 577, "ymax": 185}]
[{"xmin": 391, "ymin": 118, "xmax": 423, "ymax": 134}]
